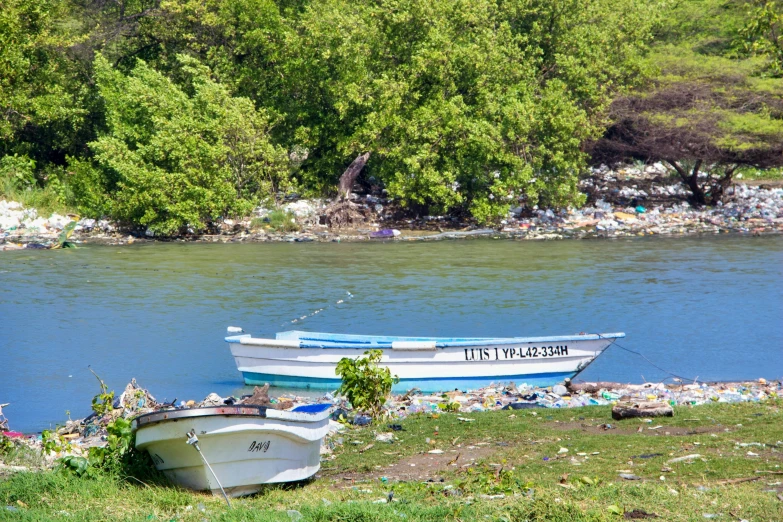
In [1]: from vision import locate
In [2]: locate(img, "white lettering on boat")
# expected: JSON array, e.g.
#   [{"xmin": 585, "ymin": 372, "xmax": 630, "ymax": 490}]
[
  {"xmin": 463, "ymin": 346, "xmax": 568, "ymax": 361},
  {"xmin": 248, "ymin": 440, "xmax": 271, "ymax": 453}
]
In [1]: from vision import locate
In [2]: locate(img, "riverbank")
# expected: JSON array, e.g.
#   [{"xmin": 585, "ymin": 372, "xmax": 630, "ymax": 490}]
[
  {"xmin": 2, "ymin": 388, "xmax": 782, "ymax": 521},
  {"xmin": 2, "ymin": 164, "xmax": 782, "ymax": 250}
]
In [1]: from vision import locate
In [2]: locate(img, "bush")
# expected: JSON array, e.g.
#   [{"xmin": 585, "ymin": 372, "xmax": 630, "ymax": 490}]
[
  {"xmin": 265, "ymin": 209, "xmax": 300, "ymax": 233},
  {"xmin": 82, "ymin": 55, "xmax": 291, "ymax": 235},
  {"xmin": 335, "ymin": 350, "xmax": 398, "ymax": 417},
  {"xmin": 0, "ymin": 154, "xmax": 36, "ymax": 191}
]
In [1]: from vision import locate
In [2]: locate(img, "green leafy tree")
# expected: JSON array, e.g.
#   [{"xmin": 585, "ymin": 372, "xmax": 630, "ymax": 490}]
[
  {"xmin": 266, "ymin": 0, "xmax": 663, "ymax": 221},
  {"xmin": 738, "ymin": 0, "xmax": 783, "ymax": 76},
  {"xmin": 79, "ymin": 55, "xmax": 290, "ymax": 234},
  {"xmin": 0, "ymin": 0, "xmax": 90, "ymax": 172}
]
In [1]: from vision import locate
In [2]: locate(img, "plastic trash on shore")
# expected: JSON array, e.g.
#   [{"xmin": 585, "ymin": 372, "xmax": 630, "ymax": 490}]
[
  {"xmin": 370, "ymin": 229, "xmax": 401, "ymax": 238},
  {"xmin": 10, "ymin": 374, "xmax": 780, "ymax": 472}
]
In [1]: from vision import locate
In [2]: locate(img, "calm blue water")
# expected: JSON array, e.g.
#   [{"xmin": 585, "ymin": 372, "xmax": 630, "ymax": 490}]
[{"xmin": 1, "ymin": 236, "xmax": 781, "ymax": 432}]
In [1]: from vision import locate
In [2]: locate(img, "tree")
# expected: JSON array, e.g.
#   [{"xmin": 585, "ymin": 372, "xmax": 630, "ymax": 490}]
[
  {"xmin": 76, "ymin": 55, "xmax": 290, "ymax": 234},
  {"xmin": 738, "ymin": 0, "xmax": 783, "ymax": 76},
  {"xmin": 268, "ymin": 0, "xmax": 664, "ymax": 221},
  {"xmin": 591, "ymin": 82, "xmax": 783, "ymax": 205},
  {"xmin": 68, "ymin": 0, "xmax": 662, "ymax": 222},
  {"xmin": 591, "ymin": 0, "xmax": 783, "ymax": 206},
  {"xmin": 0, "ymin": 0, "xmax": 89, "ymax": 169}
]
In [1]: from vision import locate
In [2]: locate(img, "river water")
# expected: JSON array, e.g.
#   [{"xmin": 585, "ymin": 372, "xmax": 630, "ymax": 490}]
[{"xmin": 1, "ymin": 236, "xmax": 781, "ymax": 432}]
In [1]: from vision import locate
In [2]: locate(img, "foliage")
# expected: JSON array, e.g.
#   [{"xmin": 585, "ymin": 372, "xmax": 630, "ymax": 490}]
[
  {"xmin": 0, "ymin": 434, "xmax": 15, "ymax": 455},
  {"xmin": 0, "ymin": 0, "xmax": 90, "ymax": 170},
  {"xmin": 591, "ymin": 0, "xmax": 783, "ymax": 204},
  {"xmin": 335, "ymin": 350, "xmax": 398, "ymax": 417},
  {"xmin": 263, "ymin": 209, "xmax": 300, "ymax": 233},
  {"xmin": 737, "ymin": 0, "xmax": 783, "ymax": 76},
  {"xmin": 41, "ymin": 430, "xmax": 71, "ymax": 456},
  {"xmin": 0, "ymin": 155, "xmax": 37, "ymax": 191},
  {"xmin": 3, "ymin": 0, "xmax": 779, "ymax": 225},
  {"xmin": 59, "ymin": 418, "xmax": 135, "ymax": 478},
  {"xmin": 259, "ymin": 0, "xmax": 663, "ymax": 221},
  {"xmin": 75, "ymin": 54, "xmax": 291, "ymax": 235},
  {"xmin": 89, "ymin": 368, "xmax": 115, "ymax": 417}
]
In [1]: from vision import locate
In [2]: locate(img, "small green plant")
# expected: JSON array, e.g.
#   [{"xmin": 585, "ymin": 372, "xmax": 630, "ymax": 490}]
[
  {"xmin": 89, "ymin": 367, "xmax": 115, "ymax": 417},
  {"xmin": 0, "ymin": 433, "xmax": 14, "ymax": 455},
  {"xmin": 60, "ymin": 417, "xmax": 135, "ymax": 477},
  {"xmin": 249, "ymin": 217, "xmax": 266, "ymax": 230},
  {"xmin": 335, "ymin": 349, "xmax": 399, "ymax": 417},
  {"xmin": 41, "ymin": 429, "xmax": 71, "ymax": 455}
]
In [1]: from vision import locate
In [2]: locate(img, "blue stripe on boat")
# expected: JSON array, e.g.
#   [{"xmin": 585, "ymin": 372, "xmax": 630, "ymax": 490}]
[
  {"xmin": 290, "ymin": 403, "xmax": 333, "ymax": 413},
  {"xmin": 242, "ymin": 371, "xmax": 576, "ymax": 393}
]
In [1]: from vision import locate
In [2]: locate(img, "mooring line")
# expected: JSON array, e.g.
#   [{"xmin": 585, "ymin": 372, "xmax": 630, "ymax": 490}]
[
  {"xmin": 598, "ymin": 334, "xmax": 698, "ymax": 384},
  {"xmin": 281, "ymin": 291, "xmax": 354, "ymax": 327}
]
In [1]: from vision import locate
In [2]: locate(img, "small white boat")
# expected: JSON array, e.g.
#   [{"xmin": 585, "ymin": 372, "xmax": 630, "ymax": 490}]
[
  {"xmin": 225, "ymin": 329, "xmax": 624, "ymax": 392},
  {"xmin": 132, "ymin": 403, "xmax": 332, "ymax": 497}
]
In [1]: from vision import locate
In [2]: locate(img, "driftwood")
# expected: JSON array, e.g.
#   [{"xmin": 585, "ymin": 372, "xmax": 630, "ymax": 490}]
[
  {"xmin": 612, "ymin": 401, "xmax": 673, "ymax": 420},
  {"xmin": 241, "ymin": 384, "xmax": 291, "ymax": 410},
  {"xmin": 338, "ymin": 152, "xmax": 370, "ymax": 199},
  {"xmin": 565, "ymin": 379, "xmax": 626, "ymax": 394}
]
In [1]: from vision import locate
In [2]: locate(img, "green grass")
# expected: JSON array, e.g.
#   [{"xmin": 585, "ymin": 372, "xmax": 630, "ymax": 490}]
[
  {"xmin": 250, "ymin": 210, "xmax": 301, "ymax": 233},
  {"xmin": 0, "ymin": 178, "xmax": 73, "ymax": 218},
  {"xmin": 737, "ymin": 166, "xmax": 783, "ymax": 180},
  {"xmin": 2, "ymin": 400, "xmax": 782, "ymax": 521}
]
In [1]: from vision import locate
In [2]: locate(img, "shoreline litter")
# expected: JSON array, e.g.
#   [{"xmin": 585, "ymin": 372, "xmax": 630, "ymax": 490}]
[
  {"xmin": 1, "ymin": 378, "xmax": 779, "ymax": 467},
  {"xmin": 2, "ymin": 163, "xmax": 782, "ymax": 248}
]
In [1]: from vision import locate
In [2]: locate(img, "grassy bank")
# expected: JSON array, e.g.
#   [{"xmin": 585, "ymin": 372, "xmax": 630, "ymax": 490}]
[{"xmin": 2, "ymin": 400, "xmax": 782, "ymax": 521}]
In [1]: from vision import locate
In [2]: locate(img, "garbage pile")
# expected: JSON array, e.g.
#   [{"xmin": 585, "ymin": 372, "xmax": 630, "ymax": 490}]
[
  {"xmin": 348, "ymin": 378, "xmax": 781, "ymax": 421},
  {"xmin": 3, "ymin": 163, "xmax": 781, "ymax": 246},
  {"xmin": 500, "ymin": 164, "xmax": 783, "ymax": 239},
  {"xmin": 0, "ymin": 199, "xmax": 114, "ymax": 248},
  {"xmin": 2, "ymin": 378, "xmax": 778, "ymax": 464}
]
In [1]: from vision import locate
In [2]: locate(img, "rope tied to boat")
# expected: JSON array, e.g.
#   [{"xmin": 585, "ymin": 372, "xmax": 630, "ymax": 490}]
[
  {"xmin": 281, "ymin": 290, "xmax": 354, "ymax": 326},
  {"xmin": 598, "ymin": 333, "xmax": 698, "ymax": 384},
  {"xmin": 186, "ymin": 429, "xmax": 232, "ymax": 508}
]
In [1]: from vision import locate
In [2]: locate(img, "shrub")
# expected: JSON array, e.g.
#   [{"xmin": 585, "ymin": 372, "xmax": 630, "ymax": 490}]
[
  {"xmin": 335, "ymin": 350, "xmax": 398, "ymax": 417},
  {"xmin": 83, "ymin": 55, "xmax": 291, "ymax": 235},
  {"xmin": 265, "ymin": 209, "xmax": 300, "ymax": 233}
]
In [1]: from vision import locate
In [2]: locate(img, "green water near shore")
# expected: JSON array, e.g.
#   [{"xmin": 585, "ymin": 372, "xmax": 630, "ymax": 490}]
[{"xmin": 1, "ymin": 235, "xmax": 781, "ymax": 432}]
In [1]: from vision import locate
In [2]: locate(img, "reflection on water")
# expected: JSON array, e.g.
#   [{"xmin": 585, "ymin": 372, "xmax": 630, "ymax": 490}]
[{"xmin": 1, "ymin": 235, "xmax": 781, "ymax": 432}]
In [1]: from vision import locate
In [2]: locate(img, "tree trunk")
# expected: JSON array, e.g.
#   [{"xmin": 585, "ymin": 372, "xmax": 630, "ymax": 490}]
[
  {"xmin": 707, "ymin": 165, "xmax": 737, "ymax": 205},
  {"xmin": 665, "ymin": 159, "xmax": 706, "ymax": 205},
  {"xmin": 338, "ymin": 152, "xmax": 370, "ymax": 200}
]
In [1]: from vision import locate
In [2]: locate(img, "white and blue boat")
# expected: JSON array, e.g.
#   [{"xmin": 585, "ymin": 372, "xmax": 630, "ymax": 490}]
[
  {"xmin": 225, "ymin": 329, "xmax": 624, "ymax": 392},
  {"xmin": 133, "ymin": 403, "xmax": 333, "ymax": 497}
]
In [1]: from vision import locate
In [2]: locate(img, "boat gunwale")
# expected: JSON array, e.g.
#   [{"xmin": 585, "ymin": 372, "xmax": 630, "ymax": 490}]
[
  {"xmin": 132, "ymin": 404, "xmax": 334, "ymax": 431},
  {"xmin": 225, "ymin": 332, "xmax": 626, "ymax": 348},
  {"xmin": 132, "ymin": 405, "xmax": 268, "ymax": 430}
]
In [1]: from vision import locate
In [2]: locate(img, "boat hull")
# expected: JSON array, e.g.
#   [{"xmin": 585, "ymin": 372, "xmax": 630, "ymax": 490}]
[
  {"xmin": 133, "ymin": 405, "xmax": 331, "ymax": 497},
  {"xmin": 226, "ymin": 331, "xmax": 623, "ymax": 392}
]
